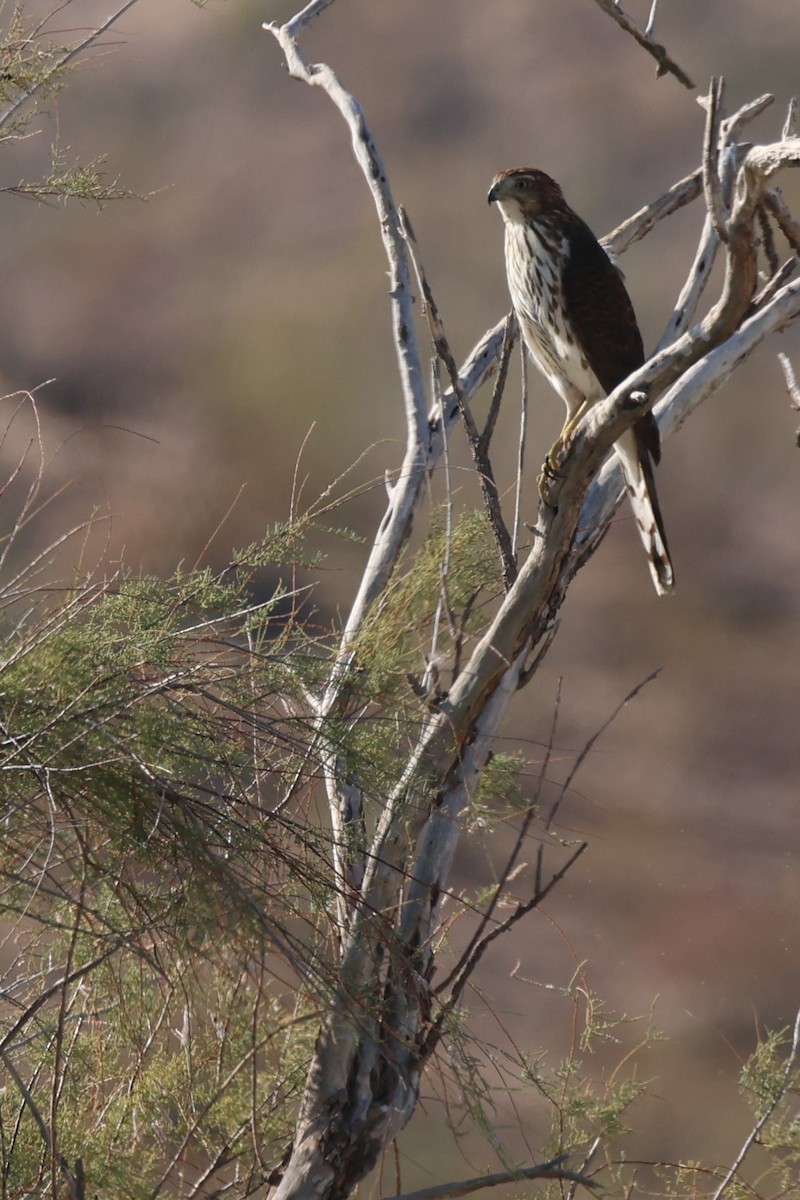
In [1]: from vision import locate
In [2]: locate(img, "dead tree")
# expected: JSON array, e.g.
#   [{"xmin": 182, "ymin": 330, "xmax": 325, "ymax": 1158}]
[{"xmin": 263, "ymin": 4, "xmax": 800, "ymax": 1200}]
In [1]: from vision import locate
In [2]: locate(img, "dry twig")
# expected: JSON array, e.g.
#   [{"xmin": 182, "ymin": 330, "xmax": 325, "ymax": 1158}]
[
  {"xmin": 399, "ymin": 207, "xmax": 517, "ymax": 589},
  {"xmin": 591, "ymin": 0, "xmax": 694, "ymax": 88},
  {"xmin": 384, "ymin": 1155, "xmax": 599, "ymax": 1200},
  {"xmin": 710, "ymin": 1009, "xmax": 800, "ymax": 1200}
]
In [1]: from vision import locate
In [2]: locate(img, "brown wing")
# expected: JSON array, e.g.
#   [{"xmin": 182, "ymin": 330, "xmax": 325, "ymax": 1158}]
[
  {"xmin": 563, "ymin": 212, "xmax": 660, "ymax": 464},
  {"xmin": 562, "ymin": 214, "xmax": 644, "ymax": 391}
]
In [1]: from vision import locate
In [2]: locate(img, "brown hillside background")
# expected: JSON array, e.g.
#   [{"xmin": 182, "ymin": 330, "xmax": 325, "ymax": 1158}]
[{"xmin": 2, "ymin": 0, "xmax": 799, "ymax": 1184}]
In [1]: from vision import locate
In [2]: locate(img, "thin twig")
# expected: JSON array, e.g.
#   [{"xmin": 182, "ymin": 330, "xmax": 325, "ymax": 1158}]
[
  {"xmin": 429, "ymin": 686, "xmax": 583, "ymax": 1025},
  {"xmin": 512, "ymin": 343, "xmax": 528, "ymax": 556},
  {"xmin": 592, "ymin": 0, "xmax": 694, "ymax": 88},
  {"xmin": 604, "ymin": 169, "xmax": 702, "ymax": 256},
  {"xmin": 723, "ymin": 93, "xmax": 775, "ymax": 142},
  {"xmin": 480, "ymin": 311, "xmax": 516, "ymax": 450},
  {"xmin": 763, "ymin": 186, "xmax": 800, "ymax": 256},
  {"xmin": 0, "ymin": 945, "xmax": 123, "ymax": 1056},
  {"xmin": 656, "ymin": 213, "xmax": 718, "ymax": 350},
  {"xmin": 778, "ymin": 351, "xmax": 800, "ymax": 409},
  {"xmin": 399, "ymin": 207, "xmax": 517, "ymax": 589},
  {"xmin": 0, "ymin": 0, "xmax": 141, "ymax": 135},
  {"xmin": 539, "ymin": 671, "xmax": 660, "ymax": 856},
  {"xmin": 384, "ymin": 1156, "xmax": 599, "ymax": 1200},
  {"xmin": 435, "ymin": 679, "xmax": 563, "ymax": 1000},
  {"xmin": 453, "ymin": 840, "xmax": 587, "ymax": 1004},
  {"xmin": 428, "ymin": 362, "xmax": 454, "ymax": 686},
  {"xmin": 569, "ymin": 1136, "xmax": 603, "ymax": 1200},
  {"xmin": 751, "ymin": 257, "xmax": 797, "ymax": 311},
  {"xmin": 605, "ymin": 95, "xmax": 774, "ymax": 258},
  {"xmin": 710, "ymin": 1009, "xmax": 800, "ymax": 1200},
  {"xmin": 701, "ymin": 77, "xmax": 731, "ymax": 242},
  {"xmin": 0, "ymin": 1049, "xmax": 54, "ymax": 1162},
  {"xmin": 645, "ymin": 0, "xmax": 659, "ymax": 37},
  {"xmin": 450, "ymin": 587, "xmax": 480, "ymax": 684},
  {"xmin": 777, "ymin": 351, "xmax": 800, "ymax": 447}
]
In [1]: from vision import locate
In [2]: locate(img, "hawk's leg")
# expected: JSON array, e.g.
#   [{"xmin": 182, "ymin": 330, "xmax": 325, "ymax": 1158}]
[
  {"xmin": 539, "ymin": 396, "xmax": 592, "ymax": 504},
  {"xmin": 559, "ymin": 397, "xmax": 591, "ymax": 445},
  {"xmin": 540, "ymin": 401, "xmax": 586, "ymax": 478},
  {"xmin": 538, "ymin": 450, "xmax": 565, "ymax": 506}
]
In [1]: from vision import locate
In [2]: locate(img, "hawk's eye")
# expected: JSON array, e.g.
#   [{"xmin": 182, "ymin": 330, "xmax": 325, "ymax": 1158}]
[{"xmin": 514, "ymin": 178, "xmax": 530, "ymax": 190}]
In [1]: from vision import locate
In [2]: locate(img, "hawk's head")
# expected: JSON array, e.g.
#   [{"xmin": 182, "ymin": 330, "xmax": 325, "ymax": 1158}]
[{"xmin": 488, "ymin": 168, "xmax": 566, "ymax": 222}]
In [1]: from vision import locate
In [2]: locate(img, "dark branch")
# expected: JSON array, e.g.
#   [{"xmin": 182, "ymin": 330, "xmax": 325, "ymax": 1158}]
[
  {"xmin": 591, "ymin": 0, "xmax": 695, "ymax": 88},
  {"xmin": 480, "ymin": 312, "xmax": 517, "ymax": 451},
  {"xmin": 384, "ymin": 1156, "xmax": 599, "ymax": 1200},
  {"xmin": 399, "ymin": 207, "xmax": 518, "ymax": 589}
]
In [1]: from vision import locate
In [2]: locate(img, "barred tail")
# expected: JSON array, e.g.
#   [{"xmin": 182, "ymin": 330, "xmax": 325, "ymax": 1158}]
[{"xmin": 614, "ymin": 426, "xmax": 674, "ymax": 596}]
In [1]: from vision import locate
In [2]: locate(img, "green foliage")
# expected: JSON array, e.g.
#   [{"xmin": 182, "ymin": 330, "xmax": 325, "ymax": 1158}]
[
  {"xmin": 736, "ymin": 1023, "xmax": 800, "ymax": 1192},
  {"xmin": 0, "ymin": 514, "xmax": 331, "ymax": 1194},
  {"xmin": 2, "ymin": 446, "xmax": 799, "ymax": 1198},
  {"xmin": 740, "ymin": 1024, "xmax": 795, "ymax": 1111},
  {"xmin": 0, "ymin": 2, "xmax": 65, "ymax": 112},
  {"xmin": 466, "ymin": 750, "xmax": 531, "ymax": 832},
  {"xmin": 0, "ymin": 12, "xmax": 794, "ymax": 1172},
  {"xmin": 353, "ymin": 508, "xmax": 499, "ymax": 701},
  {"xmin": 0, "ymin": 3, "xmax": 139, "ymax": 205},
  {"xmin": 0, "ymin": 903, "xmax": 317, "ymax": 1199},
  {"xmin": 432, "ymin": 983, "xmax": 656, "ymax": 1199},
  {"xmin": 3, "ymin": 149, "xmax": 137, "ymax": 204}
]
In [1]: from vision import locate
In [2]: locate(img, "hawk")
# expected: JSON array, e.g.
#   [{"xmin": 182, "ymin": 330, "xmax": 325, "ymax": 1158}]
[{"xmin": 488, "ymin": 167, "xmax": 673, "ymax": 595}]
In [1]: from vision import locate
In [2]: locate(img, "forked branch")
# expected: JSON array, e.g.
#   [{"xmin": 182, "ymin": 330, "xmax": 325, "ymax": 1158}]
[
  {"xmin": 264, "ymin": 8, "xmax": 800, "ymax": 1200},
  {"xmin": 591, "ymin": 0, "xmax": 695, "ymax": 88}
]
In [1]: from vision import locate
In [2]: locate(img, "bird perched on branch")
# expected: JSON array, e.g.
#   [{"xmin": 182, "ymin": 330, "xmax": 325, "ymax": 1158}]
[{"xmin": 488, "ymin": 167, "xmax": 673, "ymax": 595}]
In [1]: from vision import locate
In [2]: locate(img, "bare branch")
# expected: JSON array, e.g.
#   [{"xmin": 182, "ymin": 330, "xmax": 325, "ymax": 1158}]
[
  {"xmin": 511, "ymin": 343, "xmax": 529, "ymax": 556},
  {"xmin": 480, "ymin": 313, "xmax": 516, "ymax": 452},
  {"xmin": 778, "ymin": 351, "xmax": 800, "ymax": 409},
  {"xmin": 656, "ymin": 214, "xmax": 718, "ymax": 350},
  {"xmin": 400, "ymin": 208, "xmax": 517, "ymax": 589},
  {"xmin": 265, "ymin": 12, "xmax": 428, "ymax": 669},
  {"xmin": 605, "ymin": 95, "xmax": 774, "ymax": 256},
  {"xmin": 604, "ymin": 168, "xmax": 702, "ymax": 256},
  {"xmin": 591, "ymin": 0, "xmax": 694, "ymax": 88},
  {"xmin": 644, "ymin": 0, "xmax": 659, "ymax": 37},
  {"xmin": 436, "ymin": 678, "xmax": 564, "ymax": 1006},
  {"xmin": 437, "ymin": 840, "xmax": 587, "ymax": 1026},
  {"xmin": 284, "ymin": 0, "xmax": 336, "ymax": 38},
  {"xmin": 384, "ymin": 1156, "xmax": 599, "ymax": 1200},
  {"xmin": 701, "ymin": 77, "xmax": 731, "ymax": 242},
  {"xmin": 578, "ymin": 273, "xmax": 800, "ymax": 570},
  {"xmin": 751, "ymin": 257, "xmax": 797, "ymax": 311},
  {"xmin": 723, "ymin": 93, "xmax": 775, "ymax": 141},
  {"xmin": 764, "ymin": 186, "xmax": 800, "ymax": 256},
  {"xmin": 544, "ymin": 671, "xmax": 660, "ymax": 841},
  {"xmin": 262, "ymin": 7, "xmax": 800, "ymax": 1192},
  {"xmin": 778, "ymin": 352, "xmax": 800, "ymax": 447}
]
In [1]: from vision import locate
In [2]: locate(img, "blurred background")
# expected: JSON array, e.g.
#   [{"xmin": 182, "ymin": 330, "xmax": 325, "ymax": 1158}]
[{"xmin": 1, "ymin": 0, "xmax": 799, "ymax": 1187}]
